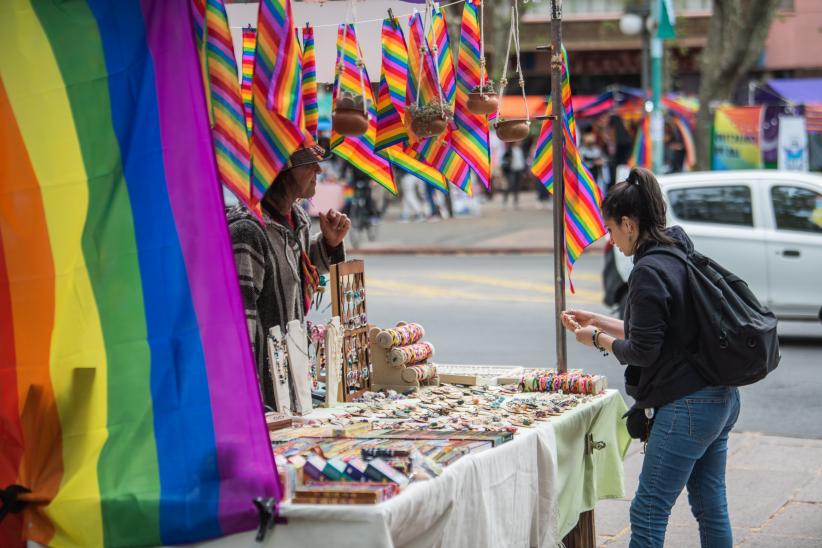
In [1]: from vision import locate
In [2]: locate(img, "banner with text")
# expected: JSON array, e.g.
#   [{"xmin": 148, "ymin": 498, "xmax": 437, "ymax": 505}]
[{"xmin": 712, "ymin": 105, "xmax": 764, "ymax": 170}]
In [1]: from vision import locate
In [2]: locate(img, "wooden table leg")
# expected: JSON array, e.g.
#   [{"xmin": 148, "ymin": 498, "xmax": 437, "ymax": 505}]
[{"xmin": 562, "ymin": 509, "xmax": 596, "ymax": 548}]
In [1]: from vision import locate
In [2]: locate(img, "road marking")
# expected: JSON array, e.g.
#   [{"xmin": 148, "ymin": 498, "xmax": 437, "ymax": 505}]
[
  {"xmin": 428, "ymin": 272, "xmax": 603, "ymax": 302},
  {"xmin": 366, "ymin": 278, "xmax": 602, "ymax": 305}
]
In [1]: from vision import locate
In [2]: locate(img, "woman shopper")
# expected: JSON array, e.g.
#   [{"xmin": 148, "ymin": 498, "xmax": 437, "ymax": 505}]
[{"xmin": 561, "ymin": 167, "xmax": 740, "ymax": 548}]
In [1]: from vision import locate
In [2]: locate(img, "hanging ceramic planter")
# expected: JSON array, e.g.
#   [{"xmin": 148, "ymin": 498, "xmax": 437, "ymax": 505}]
[
  {"xmin": 495, "ymin": 118, "xmax": 531, "ymax": 142},
  {"xmin": 409, "ymin": 100, "xmax": 452, "ymax": 138},
  {"xmin": 333, "ymin": 91, "xmax": 369, "ymax": 136},
  {"xmin": 467, "ymin": 80, "xmax": 499, "ymax": 116}
]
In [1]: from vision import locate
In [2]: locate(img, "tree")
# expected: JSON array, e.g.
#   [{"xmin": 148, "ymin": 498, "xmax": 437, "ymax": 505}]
[{"xmin": 695, "ymin": 0, "xmax": 782, "ymax": 170}]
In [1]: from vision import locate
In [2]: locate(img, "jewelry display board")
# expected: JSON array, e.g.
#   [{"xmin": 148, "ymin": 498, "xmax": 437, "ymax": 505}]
[
  {"xmin": 330, "ymin": 260, "xmax": 371, "ymax": 401},
  {"xmin": 324, "ymin": 317, "xmax": 344, "ymax": 406},
  {"xmin": 267, "ymin": 325, "xmax": 292, "ymax": 415},
  {"xmin": 285, "ymin": 319, "xmax": 313, "ymax": 416}
]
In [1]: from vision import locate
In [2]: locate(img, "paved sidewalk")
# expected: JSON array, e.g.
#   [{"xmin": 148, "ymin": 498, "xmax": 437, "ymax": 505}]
[
  {"xmin": 349, "ymin": 191, "xmax": 607, "ymax": 255},
  {"xmin": 596, "ymin": 433, "xmax": 822, "ymax": 547}
]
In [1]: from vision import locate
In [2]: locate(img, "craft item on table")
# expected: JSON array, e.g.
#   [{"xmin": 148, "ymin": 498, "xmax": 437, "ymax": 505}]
[
  {"xmin": 275, "ymin": 455, "xmax": 299, "ymax": 502},
  {"xmin": 286, "ymin": 319, "xmax": 313, "ymax": 415},
  {"xmin": 364, "ymin": 458, "xmax": 411, "ymax": 487},
  {"xmin": 324, "ymin": 317, "xmax": 344, "ymax": 406},
  {"xmin": 343, "ymin": 458, "xmax": 369, "ymax": 481},
  {"xmin": 303, "ymin": 454, "xmax": 328, "ymax": 481},
  {"xmin": 436, "ymin": 364, "xmax": 525, "ymax": 386},
  {"xmin": 293, "ymin": 482, "xmax": 399, "ymax": 505},
  {"xmin": 265, "ymin": 412, "xmax": 293, "ymax": 431},
  {"xmin": 389, "ymin": 341, "xmax": 435, "ymax": 367},
  {"xmin": 330, "ymin": 260, "xmax": 372, "ymax": 401},
  {"xmin": 374, "ymin": 322, "xmax": 425, "ymax": 349},
  {"xmin": 520, "ymin": 369, "xmax": 607, "ymax": 395},
  {"xmin": 267, "ymin": 325, "xmax": 293, "ymax": 415},
  {"xmin": 401, "ymin": 364, "xmax": 438, "ymax": 383}
]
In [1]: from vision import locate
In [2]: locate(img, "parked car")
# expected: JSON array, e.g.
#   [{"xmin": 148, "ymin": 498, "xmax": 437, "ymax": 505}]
[{"xmin": 603, "ymin": 170, "xmax": 822, "ymax": 322}]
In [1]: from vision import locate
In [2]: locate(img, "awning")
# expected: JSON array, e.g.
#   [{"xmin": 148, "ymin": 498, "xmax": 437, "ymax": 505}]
[{"xmin": 755, "ymin": 78, "xmax": 822, "ymax": 106}]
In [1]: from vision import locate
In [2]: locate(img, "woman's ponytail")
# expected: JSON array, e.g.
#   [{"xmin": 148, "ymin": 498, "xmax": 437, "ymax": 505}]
[{"xmin": 602, "ymin": 167, "xmax": 673, "ymax": 247}]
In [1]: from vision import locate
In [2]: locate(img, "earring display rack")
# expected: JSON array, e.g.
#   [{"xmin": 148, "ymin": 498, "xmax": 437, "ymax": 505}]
[
  {"xmin": 369, "ymin": 321, "xmax": 440, "ymax": 393},
  {"xmin": 330, "ymin": 260, "xmax": 372, "ymax": 401}
]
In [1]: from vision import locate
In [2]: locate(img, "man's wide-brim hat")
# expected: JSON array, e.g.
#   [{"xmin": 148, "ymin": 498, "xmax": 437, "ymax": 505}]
[{"xmin": 283, "ymin": 144, "xmax": 332, "ymax": 171}]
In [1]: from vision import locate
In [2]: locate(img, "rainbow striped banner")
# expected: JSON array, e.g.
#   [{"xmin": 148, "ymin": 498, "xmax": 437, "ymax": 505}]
[
  {"xmin": 331, "ymin": 24, "xmax": 397, "ymax": 193},
  {"xmin": 0, "ymin": 2, "xmax": 278, "ymax": 546},
  {"xmin": 250, "ymin": 0, "xmax": 305, "ymax": 205},
  {"xmin": 430, "ymin": 5, "xmax": 456, "ymax": 107},
  {"xmin": 628, "ymin": 116, "xmax": 652, "ymax": 168},
  {"xmin": 192, "ymin": 0, "xmax": 254, "ymax": 212},
  {"xmin": 452, "ymin": 0, "xmax": 491, "ymax": 189},
  {"xmin": 375, "ymin": 18, "xmax": 447, "ymax": 192},
  {"xmin": 407, "ymin": 12, "xmax": 442, "ymax": 109},
  {"xmin": 529, "ymin": 46, "xmax": 605, "ymax": 285},
  {"xmin": 302, "ymin": 25, "xmax": 319, "ymax": 141},
  {"xmin": 376, "ymin": 18, "xmax": 410, "ymax": 151},
  {"xmin": 413, "ymin": 137, "xmax": 472, "ymax": 191},
  {"xmin": 241, "ymin": 27, "xmax": 256, "ymax": 138}
]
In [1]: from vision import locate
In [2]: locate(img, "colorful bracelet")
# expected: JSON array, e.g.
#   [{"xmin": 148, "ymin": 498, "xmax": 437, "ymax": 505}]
[{"xmin": 591, "ymin": 329, "xmax": 609, "ymax": 356}]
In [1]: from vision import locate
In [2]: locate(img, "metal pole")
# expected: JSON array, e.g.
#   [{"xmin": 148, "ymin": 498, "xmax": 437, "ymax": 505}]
[
  {"xmin": 640, "ymin": 23, "xmax": 650, "ymax": 97},
  {"xmin": 650, "ymin": 0, "xmax": 664, "ymax": 171},
  {"xmin": 550, "ymin": 0, "xmax": 567, "ymax": 372}
]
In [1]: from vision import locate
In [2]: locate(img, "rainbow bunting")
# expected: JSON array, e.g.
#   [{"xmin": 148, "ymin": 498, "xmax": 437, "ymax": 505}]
[
  {"xmin": 302, "ymin": 25, "xmax": 319, "ymax": 140},
  {"xmin": 331, "ymin": 24, "xmax": 397, "ymax": 193},
  {"xmin": 529, "ymin": 46, "xmax": 605, "ymax": 286},
  {"xmin": 192, "ymin": 0, "xmax": 254, "ymax": 213},
  {"xmin": 430, "ymin": 5, "xmax": 456, "ymax": 107},
  {"xmin": 452, "ymin": 0, "xmax": 491, "ymax": 189},
  {"xmin": 627, "ymin": 116, "xmax": 652, "ymax": 168},
  {"xmin": 413, "ymin": 137, "xmax": 472, "ymax": 191},
  {"xmin": 241, "ymin": 27, "xmax": 256, "ymax": 137},
  {"xmin": 0, "ymin": 2, "xmax": 278, "ymax": 546},
  {"xmin": 407, "ymin": 12, "xmax": 442, "ymax": 108},
  {"xmin": 376, "ymin": 17, "xmax": 410, "ymax": 151},
  {"xmin": 250, "ymin": 0, "xmax": 305, "ymax": 205}
]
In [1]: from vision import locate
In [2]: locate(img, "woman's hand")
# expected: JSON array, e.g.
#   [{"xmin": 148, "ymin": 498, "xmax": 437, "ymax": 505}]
[
  {"xmin": 319, "ymin": 209, "xmax": 350, "ymax": 249},
  {"xmin": 574, "ymin": 325, "xmax": 597, "ymax": 347},
  {"xmin": 561, "ymin": 309, "xmax": 599, "ymax": 331}
]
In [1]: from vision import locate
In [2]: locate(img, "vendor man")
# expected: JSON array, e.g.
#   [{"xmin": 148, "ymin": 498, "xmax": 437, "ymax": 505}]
[{"xmin": 227, "ymin": 144, "xmax": 349, "ymax": 408}]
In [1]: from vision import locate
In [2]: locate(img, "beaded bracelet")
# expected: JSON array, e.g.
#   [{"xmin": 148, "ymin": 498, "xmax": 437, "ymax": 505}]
[{"xmin": 591, "ymin": 329, "xmax": 609, "ymax": 356}]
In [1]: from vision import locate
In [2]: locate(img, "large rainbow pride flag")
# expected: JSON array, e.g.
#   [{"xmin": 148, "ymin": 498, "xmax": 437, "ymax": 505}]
[{"xmin": 0, "ymin": 2, "xmax": 278, "ymax": 546}]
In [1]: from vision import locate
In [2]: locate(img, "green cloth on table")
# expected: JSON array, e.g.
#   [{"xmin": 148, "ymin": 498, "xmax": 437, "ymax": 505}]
[{"xmin": 552, "ymin": 389, "xmax": 631, "ymax": 538}]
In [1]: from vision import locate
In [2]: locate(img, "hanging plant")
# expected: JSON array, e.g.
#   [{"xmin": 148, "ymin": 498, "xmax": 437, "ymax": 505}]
[
  {"xmin": 495, "ymin": 118, "xmax": 531, "ymax": 142},
  {"xmin": 409, "ymin": 100, "xmax": 452, "ymax": 138},
  {"xmin": 333, "ymin": 91, "xmax": 369, "ymax": 136},
  {"xmin": 467, "ymin": 79, "xmax": 498, "ymax": 115}
]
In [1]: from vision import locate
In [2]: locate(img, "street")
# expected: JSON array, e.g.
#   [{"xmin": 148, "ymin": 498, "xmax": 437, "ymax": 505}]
[{"xmin": 336, "ymin": 252, "xmax": 822, "ymax": 439}]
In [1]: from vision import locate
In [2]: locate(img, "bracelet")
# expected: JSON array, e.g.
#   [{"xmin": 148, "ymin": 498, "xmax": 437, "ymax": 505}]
[{"xmin": 591, "ymin": 329, "xmax": 609, "ymax": 356}]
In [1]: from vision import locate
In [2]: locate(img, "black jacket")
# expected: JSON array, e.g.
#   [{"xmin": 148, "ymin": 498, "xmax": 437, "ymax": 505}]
[{"xmin": 612, "ymin": 226, "xmax": 707, "ymax": 409}]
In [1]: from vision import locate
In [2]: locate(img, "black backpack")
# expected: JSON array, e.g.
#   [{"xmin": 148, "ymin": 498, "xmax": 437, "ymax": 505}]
[{"xmin": 646, "ymin": 247, "xmax": 780, "ymax": 386}]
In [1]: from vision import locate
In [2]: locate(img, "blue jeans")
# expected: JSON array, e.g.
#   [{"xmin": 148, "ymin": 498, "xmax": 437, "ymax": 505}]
[{"xmin": 629, "ymin": 386, "xmax": 741, "ymax": 548}]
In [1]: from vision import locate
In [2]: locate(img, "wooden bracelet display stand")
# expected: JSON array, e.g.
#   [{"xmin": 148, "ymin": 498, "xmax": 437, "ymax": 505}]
[
  {"xmin": 369, "ymin": 322, "xmax": 439, "ymax": 392},
  {"xmin": 330, "ymin": 260, "xmax": 371, "ymax": 401}
]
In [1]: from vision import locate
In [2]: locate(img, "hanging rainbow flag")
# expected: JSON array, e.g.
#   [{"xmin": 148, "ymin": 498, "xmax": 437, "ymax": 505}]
[
  {"xmin": 413, "ymin": 137, "xmax": 472, "ymax": 191},
  {"xmin": 628, "ymin": 116, "xmax": 652, "ymax": 168},
  {"xmin": 192, "ymin": 0, "xmax": 254, "ymax": 212},
  {"xmin": 407, "ymin": 11, "xmax": 442, "ymax": 110},
  {"xmin": 376, "ymin": 17, "xmax": 410, "ymax": 151},
  {"xmin": 430, "ymin": 5, "xmax": 456, "ymax": 107},
  {"xmin": 0, "ymin": 2, "xmax": 279, "ymax": 546},
  {"xmin": 375, "ymin": 17, "xmax": 447, "ymax": 192},
  {"xmin": 331, "ymin": 24, "xmax": 397, "ymax": 193},
  {"xmin": 452, "ymin": 0, "xmax": 491, "ymax": 189},
  {"xmin": 529, "ymin": 46, "xmax": 605, "ymax": 286},
  {"xmin": 250, "ymin": 0, "xmax": 305, "ymax": 205},
  {"xmin": 302, "ymin": 25, "xmax": 319, "ymax": 141},
  {"xmin": 241, "ymin": 27, "xmax": 256, "ymax": 137}
]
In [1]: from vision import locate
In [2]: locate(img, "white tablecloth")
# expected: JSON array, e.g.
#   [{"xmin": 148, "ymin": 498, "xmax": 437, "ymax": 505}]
[{"xmin": 188, "ymin": 391, "xmax": 628, "ymax": 548}]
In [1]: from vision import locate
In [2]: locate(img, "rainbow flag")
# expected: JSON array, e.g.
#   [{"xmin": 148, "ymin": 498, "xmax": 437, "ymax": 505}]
[
  {"xmin": 376, "ymin": 17, "xmax": 410, "ymax": 151},
  {"xmin": 302, "ymin": 25, "xmax": 319, "ymax": 141},
  {"xmin": 192, "ymin": 0, "xmax": 254, "ymax": 212},
  {"xmin": 413, "ymin": 137, "xmax": 472, "ymax": 191},
  {"xmin": 375, "ymin": 17, "xmax": 446, "ymax": 192},
  {"xmin": 241, "ymin": 27, "xmax": 256, "ymax": 138},
  {"xmin": 628, "ymin": 116, "xmax": 652, "ymax": 168},
  {"xmin": 407, "ymin": 11, "xmax": 442, "ymax": 109},
  {"xmin": 430, "ymin": 5, "xmax": 456, "ymax": 107},
  {"xmin": 250, "ymin": 0, "xmax": 305, "ymax": 205},
  {"xmin": 0, "ymin": 2, "xmax": 278, "ymax": 546},
  {"xmin": 331, "ymin": 24, "xmax": 397, "ymax": 193},
  {"xmin": 529, "ymin": 46, "xmax": 605, "ymax": 286},
  {"xmin": 452, "ymin": 0, "xmax": 491, "ymax": 189}
]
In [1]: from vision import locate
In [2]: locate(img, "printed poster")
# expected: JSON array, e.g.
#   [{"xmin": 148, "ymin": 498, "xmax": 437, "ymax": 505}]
[
  {"xmin": 777, "ymin": 115, "xmax": 809, "ymax": 171},
  {"xmin": 712, "ymin": 106, "xmax": 764, "ymax": 170}
]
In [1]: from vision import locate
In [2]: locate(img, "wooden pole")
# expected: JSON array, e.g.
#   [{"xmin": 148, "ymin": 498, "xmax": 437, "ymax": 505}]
[{"xmin": 550, "ymin": 0, "xmax": 567, "ymax": 373}]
